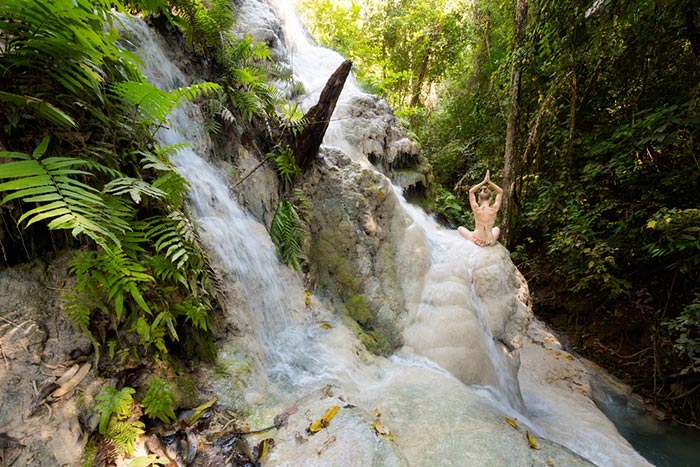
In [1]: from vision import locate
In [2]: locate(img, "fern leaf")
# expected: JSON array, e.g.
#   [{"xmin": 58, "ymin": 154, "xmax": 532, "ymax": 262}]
[
  {"xmin": 0, "ymin": 91, "xmax": 78, "ymax": 128},
  {"xmin": 270, "ymin": 199, "xmax": 308, "ymax": 271},
  {"xmin": 0, "ymin": 138, "xmax": 129, "ymax": 246},
  {"xmin": 103, "ymin": 177, "xmax": 167, "ymax": 204},
  {"xmin": 95, "ymin": 386, "xmax": 135, "ymax": 435},
  {"xmin": 107, "ymin": 418, "xmax": 145, "ymax": 456},
  {"xmin": 142, "ymin": 378, "xmax": 176, "ymax": 423},
  {"xmin": 173, "ymin": 82, "xmax": 222, "ymax": 102}
]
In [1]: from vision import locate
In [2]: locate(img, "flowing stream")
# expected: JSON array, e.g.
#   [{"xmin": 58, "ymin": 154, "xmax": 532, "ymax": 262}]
[{"xmin": 117, "ymin": 3, "xmax": 657, "ymax": 465}]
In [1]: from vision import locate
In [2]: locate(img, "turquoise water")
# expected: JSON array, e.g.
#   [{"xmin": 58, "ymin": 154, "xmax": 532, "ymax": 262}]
[{"xmin": 594, "ymin": 390, "xmax": 700, "ymax": 467}]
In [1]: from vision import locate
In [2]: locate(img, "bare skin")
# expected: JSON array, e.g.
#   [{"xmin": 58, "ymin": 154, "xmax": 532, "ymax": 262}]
[{"xmin": 458, "ymin": 170, "xmax": 503, "ymax": 246}]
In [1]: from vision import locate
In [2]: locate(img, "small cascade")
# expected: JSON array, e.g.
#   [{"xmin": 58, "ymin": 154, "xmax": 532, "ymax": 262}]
[
  {"xmin": 397, "ymin": 188, "xmax": 525, "ymax": 412},
  {"xmin": 117, "ymin": 14, "xmax": 302, "ymax": 350}
]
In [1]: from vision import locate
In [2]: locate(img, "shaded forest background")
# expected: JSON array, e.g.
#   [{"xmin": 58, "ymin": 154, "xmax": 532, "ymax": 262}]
[{"xmin": 298, "ymin": 0, "xmax": 700, "ymax": 424}]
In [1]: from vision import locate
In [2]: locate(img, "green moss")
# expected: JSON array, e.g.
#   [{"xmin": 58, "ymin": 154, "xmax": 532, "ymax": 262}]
[
  {"xmin": 171, "ymin": 375, "xmax": 200, "ymax": 408},
  {"xmin": 309, "ymin": 221, "xmax": 361, "ymax": 295},
  {"xmin": 346, "ymin": 294, "xmax": 372, "ymax": 326},
  {"xmin": 349, "ymin": 319, "xmax": 391, "ymax": 356}
]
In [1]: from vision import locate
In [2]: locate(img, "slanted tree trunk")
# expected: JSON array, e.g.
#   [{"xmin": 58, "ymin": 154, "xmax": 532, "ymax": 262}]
[
  {"xmin": 501, "ymin": 0, "xmax": 528, "ymax": 247},
  {"xmin": 292, "ymin": 59, "xmax": 353, "ymax": 170}
]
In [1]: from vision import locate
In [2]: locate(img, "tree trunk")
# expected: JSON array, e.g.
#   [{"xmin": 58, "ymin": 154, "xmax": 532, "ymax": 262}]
[
  {"xmin": 292, "ymin": 59, "xmax": 353, "ymax": 170},
  {"xmin": 501, "ymin": 0, "xmax": 528, "ymax": 247},
  {"xmin": 410, "ymin": 49, "xmax": 431, "ymax": 108}
]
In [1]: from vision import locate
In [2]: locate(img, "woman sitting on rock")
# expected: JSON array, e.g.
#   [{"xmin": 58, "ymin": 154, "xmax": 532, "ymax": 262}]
[{"xmin": 458, "ymin": 170, "xmax": 503, "ymax": 247}]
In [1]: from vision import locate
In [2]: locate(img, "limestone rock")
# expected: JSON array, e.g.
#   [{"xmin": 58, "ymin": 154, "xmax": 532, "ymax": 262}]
[
  {"xmin": 0, "ymin": 254, "xmax": 97, "ymax": 467},
  {"xmin": 301, "ymin": 148, "xmax": 425, "ymax": 352},
  {"xmin": 334, "ymin": 94, "xmax": 433, "ymax": 202},
  {"xmin": 403, "ymin": 241, "xmax": 531, "ymax": 393}
]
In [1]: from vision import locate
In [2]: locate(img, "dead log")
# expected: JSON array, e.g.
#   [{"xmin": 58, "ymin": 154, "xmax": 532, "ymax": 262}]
[{"xmin": 292, "ymin": 59, "xmax": 352, "ymax": 170}]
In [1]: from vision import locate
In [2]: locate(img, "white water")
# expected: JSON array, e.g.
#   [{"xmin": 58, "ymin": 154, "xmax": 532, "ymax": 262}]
[{"xmin": 117, "ymin": 3, "xmax": 653, "ymax": 466}]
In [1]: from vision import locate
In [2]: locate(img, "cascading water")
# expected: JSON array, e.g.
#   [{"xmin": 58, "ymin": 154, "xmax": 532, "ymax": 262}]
[{"xmin": 117, "ymin": 3, "xmax": 654, "ymax": 466}]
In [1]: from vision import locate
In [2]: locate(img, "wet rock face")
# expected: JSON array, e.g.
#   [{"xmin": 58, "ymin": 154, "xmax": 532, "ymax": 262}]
[
  {"xmin": 335, "ymin": 94, "xmax": 433, "ymax": 205},
  {"xmin": 234, "ymin": 0, "xmax": 287, "ymax": 61},
  {"xmin": 0, "ymin": 255, "xmax": 95, "ymax": 467},
  {"xmin": 301, "ymin": 148, "xmax": 422, "ymax": 353},
  {"xmin": 403, "ymin": 244, "xmax": 531, "ymax": 390}
]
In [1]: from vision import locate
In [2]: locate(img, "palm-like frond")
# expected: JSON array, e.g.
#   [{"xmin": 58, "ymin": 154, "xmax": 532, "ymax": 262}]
[
  {"xmin": 110, "ymin": 81, "xmax": 221, "ymax": 127},
  {"xmin": 0, "ymin": 137, "xmax": 130, "ymax": 247},
  {"xmin": 270, "ymin": 198, "xmax": 308, "ymax": 271}
]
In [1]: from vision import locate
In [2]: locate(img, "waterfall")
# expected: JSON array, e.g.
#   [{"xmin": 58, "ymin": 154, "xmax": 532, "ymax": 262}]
[{"xmin": 116, "ymin": 4, "xmax": 654, "ymax": 466}]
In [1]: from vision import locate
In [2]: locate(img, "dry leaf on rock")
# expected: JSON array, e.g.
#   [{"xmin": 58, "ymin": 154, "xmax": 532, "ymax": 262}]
[
  {"xmin": 317, "ymin": 435, "xmax": 336, "ymax": 455},
  {"xmin": 308, "ymin": 406, "xmax": 340, "ymax": 434},
  {"xmin": 370, "ymin": 419, "xmax": 395, "ymax": 443},
  {"xmin": 526, "ymin": 430, "xmax": 541, "ymax": 450}
]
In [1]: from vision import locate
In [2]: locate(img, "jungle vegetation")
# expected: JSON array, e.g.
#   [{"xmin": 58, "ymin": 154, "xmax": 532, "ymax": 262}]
[
  {"xmin": 0, "ymin": 0, "xmax": 307, "ymax": 460},
  {"xmin": 298, "ymin": 0, "xmax": 700, "ymax": 424}
]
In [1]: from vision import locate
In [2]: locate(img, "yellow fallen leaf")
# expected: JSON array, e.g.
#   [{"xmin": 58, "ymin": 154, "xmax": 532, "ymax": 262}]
[
  {"xmin": 305, "ymin": 290, "xmax": 312, "ymax": 308},
  {"xmin": 320, "ymin": 323, "xmax": 333, "ymax": 330},
  {"xmin": 547, "ymin": 461, "xmax": 554, "ymax": 466},
  {"xmin": 504, "ymin": 417, "xmax": 518, "ymax": 430},
  {"xmin": 308, "ymin": 406, "xmax": 340, "ymax": 433},
  {"xmin": 526, "ymin": 430, "xmax": 541, "ymax": 450},
  {"xmin": 374, "ymin": 408, "xmax": 381, "ymax": 418},
  {"xmin": 186, "ymin": 396, "xmax": 218, "ymax": 426}
]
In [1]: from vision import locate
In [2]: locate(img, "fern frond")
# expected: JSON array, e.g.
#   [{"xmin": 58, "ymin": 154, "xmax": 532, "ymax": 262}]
[
  {"xmin": 0, "ymin": 137, "xmax": 129, "ymax": 247},
  {"xmin": 95, "ymin": 386, "xmax": 136, "ymax": 435},
  {"xmin": 104, "ymin": 177, "xmax": 168, "ymax": 204},
  {"xmin": 145, "ymin": 212, "xmax": 198, "ymax": 270},
  {"xmin": 110, "ymin": 81, "xmax": 177, "ymax": 126},
  {"xmin": 173, "ymin": 82, "xmax": 222, "ymax": 102},
  {"xmin": 107, "ymin": 418, "xmax": 145, "ymax": 456},
  {"xmin": 142, "ymin": 378, "xmax": 176, "ymax": 423},
  {"xmin": 268, "ymin": 145, "xmax": 301, "ymax": 189},
  {"xmin": 0, "ymin": 91, "xmax": 77, "ymax": 128},
  {"xmin": 270, "ymin": 198, "xmax": 308, "ymax": 271},
  {"xmin": 174, "ymin": 297, "xmax": 210, "ymax": 331}
]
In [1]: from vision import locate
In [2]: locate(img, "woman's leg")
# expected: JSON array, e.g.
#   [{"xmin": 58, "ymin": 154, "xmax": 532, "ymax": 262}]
[
  {"xmin": 458, "ymin": 226, "xmax": 473, "ymax": 241},
  {"xmin": 492, "ymin": 226, "xmax": 501, "ymax": 242}
]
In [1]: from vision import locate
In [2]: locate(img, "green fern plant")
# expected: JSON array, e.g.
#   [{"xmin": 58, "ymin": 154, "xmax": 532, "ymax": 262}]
[
  {"xmin": 142, "ymin": 378, "xmax": 177, "ymax": 423},
  {"xmin": 94, "ymin": 385, "xmax": 145, "ymax": 456},
  {"xmin": 270, "ymin": 191, "xmax": 309, "ymax": 271},
  {"xmin": 0, "ymin": 137, "xmax": 131, "ymax": 248},
  {"xmin": 268, "ymin": 145, "xmax": 302, "ymax": 190},
  {"xmin": 110, "ymin": 81, "xmax": 221, "ymax": 132},
  {"xmin": 0, "ymin": 0, "xmax": 142, "ymax": 131}
]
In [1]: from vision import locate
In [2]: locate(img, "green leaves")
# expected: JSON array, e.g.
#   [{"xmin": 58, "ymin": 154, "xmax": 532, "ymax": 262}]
[
  {"xmin": 269, "ymin": 145, "xmax": 302, "ymax": 190},
  {"xmin": 270, "ymin": 193, "xmax": 309, "ymax": 271},
  {"xmin": 142, "ymin": 378, "xmax": 177, "ymax": 423},
  {"xmin": 95, "ymin": 386, "xmax": 137, "ymax": 435},
  {"xmin": 0, "ymin": 137, "xmax": 129, "ymax": 247},
  {"xmin": 110, "ymin": 81, "xmax": 221, "ymax": 128}
]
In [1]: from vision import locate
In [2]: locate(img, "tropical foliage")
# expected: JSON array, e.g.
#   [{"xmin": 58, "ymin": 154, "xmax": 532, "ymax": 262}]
[{"xmin": 0, "ymin": 0, "xmax": 229, "ymax": 364}]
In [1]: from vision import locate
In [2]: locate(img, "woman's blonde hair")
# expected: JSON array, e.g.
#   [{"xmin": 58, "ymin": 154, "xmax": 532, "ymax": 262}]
[{"xmin": 478, "ymin": 188, "xmax": 492, "ymax": 201}]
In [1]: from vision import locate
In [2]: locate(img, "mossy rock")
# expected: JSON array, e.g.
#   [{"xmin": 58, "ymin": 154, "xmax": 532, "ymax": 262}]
[
  {"xmin": 346, "ymin": 294, "xmax": 372, "ymax": 326},
  {"xmin": 171, "ymin": 374, "xmax": 202, "ymax": 408}
]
